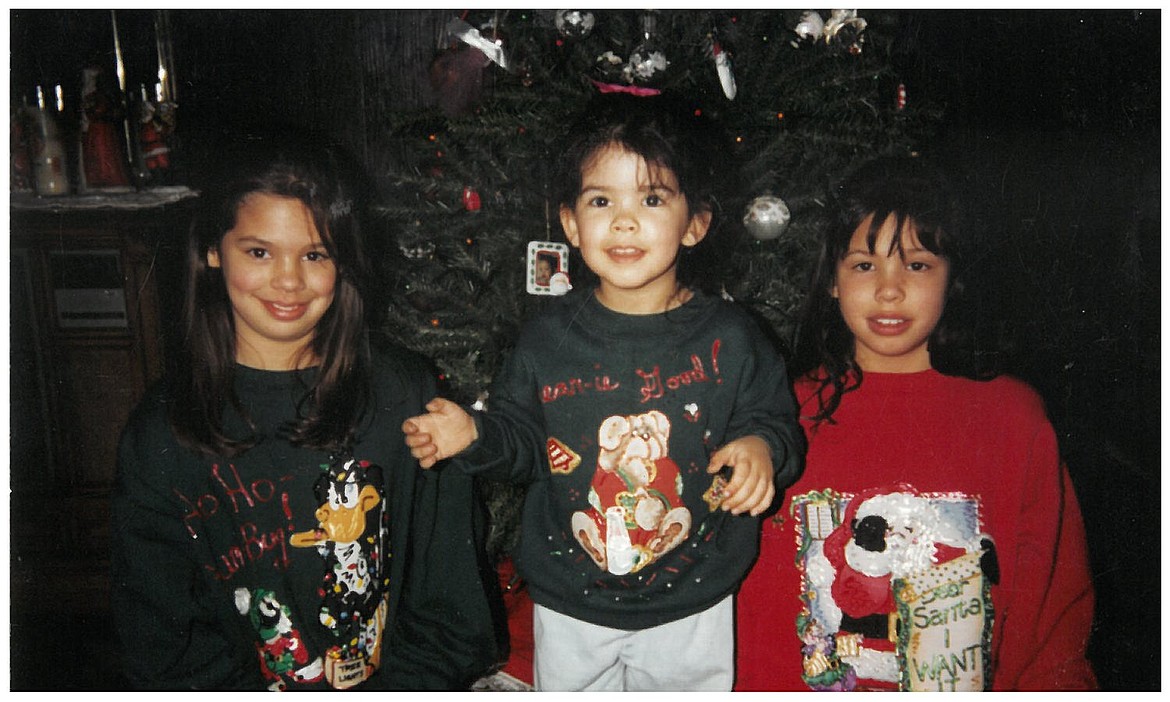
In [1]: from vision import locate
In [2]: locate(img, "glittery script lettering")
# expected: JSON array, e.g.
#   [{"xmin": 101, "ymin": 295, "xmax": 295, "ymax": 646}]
[
  {"xmin": 541, "ymin": 374, "xmax": 621, "ymax": 404},
  {"xmin": 177, "ymin": 464, "xmax": 290, "ymax": 520},
  {"xmin": 541, "ymin": 339, "xmax": 724, "ymax": 405},
  {"xmin": 637, "ymin": 354, "xmax": 712, "ymax": 402},
  {"xmin": 177, "ymin": 487, "xmax": 220, "ymax": 539},
  {"xmin": 177, "ymin": 466, "xmax": 293, "ymax": 539},
  {"xmin": 173, "ymin": 465, "xmax": 299, "ymax": 576},
  {"xmin": 204, "ymin": 522, "xmax": 293, "ymax": 580}
]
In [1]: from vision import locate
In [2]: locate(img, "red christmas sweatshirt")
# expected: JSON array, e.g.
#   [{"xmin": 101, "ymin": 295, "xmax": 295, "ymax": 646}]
[{"xmin": 735, "ymin": 369, "xmax": 1097, "ymax": 691}]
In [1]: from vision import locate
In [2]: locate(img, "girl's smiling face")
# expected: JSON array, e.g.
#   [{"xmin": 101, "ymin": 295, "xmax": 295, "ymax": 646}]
[
  {"xmin": 559, "ymin": 143, "xmax": 710, "ymax": 314},
  {"xmin": 207, "ymin": 193, "xmax": 337, "ymax": 370},
  {"xmin": 832, "ymin": 213, "xmax": 950, "ymax": 373}
]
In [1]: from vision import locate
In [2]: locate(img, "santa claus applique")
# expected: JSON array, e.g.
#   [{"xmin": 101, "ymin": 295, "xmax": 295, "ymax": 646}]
[{"xmin": 797, "ymin": 486, "xmax": 996, "ymax": 691}]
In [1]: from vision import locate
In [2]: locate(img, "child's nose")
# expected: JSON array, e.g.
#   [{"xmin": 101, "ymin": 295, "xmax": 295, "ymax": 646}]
[
  {"xmin": 272, "ymin": 258, "xmax": 306, "ymax": 290},
  {"xmin": 610, "ymin": 206, "xmax": 638, "ymax": 233},
  {"xmin": 875, "ymin": 272, "xmax": 904, "ymax": 301}
]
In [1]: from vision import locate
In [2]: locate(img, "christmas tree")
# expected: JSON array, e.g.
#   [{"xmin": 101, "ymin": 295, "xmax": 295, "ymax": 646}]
[{"xmin": 370, "ymin": 9, "xmax": 943, "ymax": 560}]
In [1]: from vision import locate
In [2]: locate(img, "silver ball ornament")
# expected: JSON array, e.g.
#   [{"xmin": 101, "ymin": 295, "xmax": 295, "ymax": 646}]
[
  {"xmin": 555, "ymin": 10, "xmax": 595, "ymax": 39},
  {"xmin": 627, "ymin": 46, "xmax": 670, "ymax": 83},
  {"xmin": 743, "ymin": 195, "xmax": 792, "ymax": 241}
]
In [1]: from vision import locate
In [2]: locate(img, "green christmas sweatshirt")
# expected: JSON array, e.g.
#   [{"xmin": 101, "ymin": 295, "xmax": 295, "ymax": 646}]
[
  {"xmin": 457, "ymin": 288, "xmax": 805, "ymax": 630},
  {"xmin": 111, "ymin": 346, "xmax": 501, "ymax": 690}
]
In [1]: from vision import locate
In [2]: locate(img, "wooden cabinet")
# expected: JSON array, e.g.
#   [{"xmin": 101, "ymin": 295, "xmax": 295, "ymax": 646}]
[{"xmin": 10, "ymin": 188, "xmax": 197, "ymax": 561}]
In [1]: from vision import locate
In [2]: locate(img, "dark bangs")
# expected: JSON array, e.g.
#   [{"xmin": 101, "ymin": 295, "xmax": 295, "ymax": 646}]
[{"xmin": 846, "ymin": 208, "xmax": 953, "ymax": 262}]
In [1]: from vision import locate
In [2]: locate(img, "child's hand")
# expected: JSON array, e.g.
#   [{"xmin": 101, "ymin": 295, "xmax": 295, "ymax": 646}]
[
  {"xmin": 401, "ymin": 397, "xmax": 478, "ymax": 469},
  {"xmin": 706, "ymin": 435, "xmax": 775, "ymax": 516}
]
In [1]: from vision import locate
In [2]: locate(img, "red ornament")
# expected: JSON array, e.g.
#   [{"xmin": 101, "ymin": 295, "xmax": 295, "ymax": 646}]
[
  {"xmin": 463, "ymin": 186, "xmax": 482, "ymax": 212},
  {"xmin": 896, "ymin": 83, "xmax": 907, "ymax": 111}
]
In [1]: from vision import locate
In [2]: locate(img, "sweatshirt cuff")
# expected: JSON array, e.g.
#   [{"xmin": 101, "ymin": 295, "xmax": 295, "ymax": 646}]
[
  {"xmin": 449, "ymin": 407, "xmax": 505, "ymax": 478},
  {"xmin": 461, "ymin": 407, "xmax": 489, "ymax": 460}
]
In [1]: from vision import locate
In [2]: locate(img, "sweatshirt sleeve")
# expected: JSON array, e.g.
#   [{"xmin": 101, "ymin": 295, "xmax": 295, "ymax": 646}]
[
  {"xmin": 456, "ymin": 345, "xmax": 549, "ymax": 485},
  {"xmin": 991, "ymin": 406, "xmax": 1098, "ymax": 690},
  {"xmin": 110, "ymin": 407, "xmax": 261, "ymax": 690},
  {"xmin": 725, "ymin": 315, "xmax": 806, "ymax": 491},
  {"xmin": 380, "ymin": 443, "xmax": 504, "ymax": 689},
  {"xmin": 373, "ymin": 356, "xmax": 503, "ymax": 689}
]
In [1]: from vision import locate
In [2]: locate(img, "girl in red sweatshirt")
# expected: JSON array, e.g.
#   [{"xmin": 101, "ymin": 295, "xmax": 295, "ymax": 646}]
[{"xmin": 735, "ymin": 156, "xmax": 1097, "ymax": 691}]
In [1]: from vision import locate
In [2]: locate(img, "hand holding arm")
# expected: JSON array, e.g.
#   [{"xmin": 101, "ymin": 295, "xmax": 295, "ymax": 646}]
[
  {"xmin": 402, "ymin": 397, "xmax": 478, "ymax": 469},
  {"xmin": 706, "ymin": 435, "xmax": 775, "ymax": 517}
]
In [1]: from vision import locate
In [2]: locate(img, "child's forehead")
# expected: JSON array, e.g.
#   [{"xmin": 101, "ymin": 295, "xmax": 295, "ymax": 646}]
[{"xmin": 581, "ymin": 142, "xmax": 676, "ymax": 185}]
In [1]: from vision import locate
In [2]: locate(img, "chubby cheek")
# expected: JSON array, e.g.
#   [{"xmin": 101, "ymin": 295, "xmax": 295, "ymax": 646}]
[
  {"xmin": 576, "ymin": 244, "xmax": 609, "ymax": 270},
  {"xmin": 221, "ymin": 265, "xmax": 265, "ymax": 296},
  {"xmin": 833, "ymin": 286, "xmax": 876, "ymax": 339},
  {"xmin": 568, "ymin": 218, "xmax": 603, "ymax": 252},
  {"xmin": 312, "ymin": 269, "xmax": 339, "ymax": 300},
  {"xmin": 829, "ymin": 279, "xmax": 854, "ymax": 318}
]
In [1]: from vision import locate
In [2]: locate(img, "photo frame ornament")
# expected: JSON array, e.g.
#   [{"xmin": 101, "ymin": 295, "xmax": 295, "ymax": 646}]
[{"xmin": 526, "ymin": 241, "xmax": 571, "ymax": 296}]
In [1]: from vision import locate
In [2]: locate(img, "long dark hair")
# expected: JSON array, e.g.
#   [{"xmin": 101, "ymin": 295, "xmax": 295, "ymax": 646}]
[
  {"xmin": 552, "ymin": 92, "xmax": 740, "ymax": 294},
  {"xmin": 793, "ymin": 155, "xmax": 996, "ymax": 424},
  {"xmin": 170, "ymin": 132, "xmax": 373, "ymax": 456}
]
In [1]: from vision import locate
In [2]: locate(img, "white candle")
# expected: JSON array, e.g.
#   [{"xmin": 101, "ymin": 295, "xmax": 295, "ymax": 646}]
[{"xmin": 111, "ymin": 10, "xmax": 126, "ymax": 93}]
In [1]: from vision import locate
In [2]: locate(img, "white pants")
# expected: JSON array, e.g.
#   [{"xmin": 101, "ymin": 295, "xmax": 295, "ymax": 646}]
[{"xmin": 532, "ymin": 595, "xmax": 734, "ymax": 691}]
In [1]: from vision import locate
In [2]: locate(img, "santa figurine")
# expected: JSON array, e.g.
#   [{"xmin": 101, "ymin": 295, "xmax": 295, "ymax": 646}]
[{"xmin": 79, "ymin": 65, "xmax": 130, "ymax": 188}]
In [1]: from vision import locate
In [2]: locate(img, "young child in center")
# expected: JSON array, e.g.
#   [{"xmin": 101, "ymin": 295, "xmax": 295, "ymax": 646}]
[
  {"xmin": 402, "ymin": 92, "xmax": 805, "ymax": 691},
  {"xmin": 734, "ymin": 156, "xmax": 1097, "ymax": 691},
  {"xmin": 110, "ymin": 134, "xmax": 501, "ymax": 691}
]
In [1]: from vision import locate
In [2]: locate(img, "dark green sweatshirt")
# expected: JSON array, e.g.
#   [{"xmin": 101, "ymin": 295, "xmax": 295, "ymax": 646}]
[
  {"xmin": 111, "ymin": 346, "xmax": 501, "ymax": 690},
  {"xmin": 458, "ymin": 289, "xmax": 805, "ymax": 630}
]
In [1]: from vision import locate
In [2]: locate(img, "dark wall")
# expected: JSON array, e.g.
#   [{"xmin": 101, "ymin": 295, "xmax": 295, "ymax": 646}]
[
  {"xmin": 914, "ymin": 12, "xmax": 1160, "ymax": 690},
  {"xmin": 172, "ymin": 10, "xmax": 449, "ymax": 184}
]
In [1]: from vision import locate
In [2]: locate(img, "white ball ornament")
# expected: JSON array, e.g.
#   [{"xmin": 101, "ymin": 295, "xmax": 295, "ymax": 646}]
[
  {"xmin": 794, "ymin": 10, "xmax": 825, "ymax": 42},
  {"xmin": 743, "ymin": 195, "xmax": 792, "ymax": 241}
]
